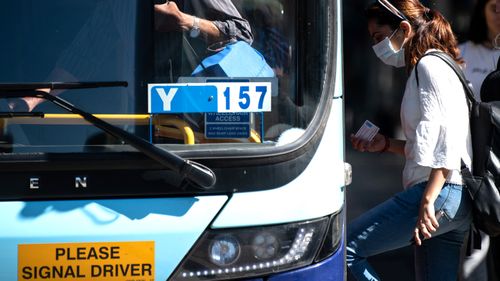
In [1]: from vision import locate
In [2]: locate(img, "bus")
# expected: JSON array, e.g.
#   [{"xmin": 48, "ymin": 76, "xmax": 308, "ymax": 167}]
[{"xmin": 0, "ymin": 0, "xmax": 349, "ymax": 280}]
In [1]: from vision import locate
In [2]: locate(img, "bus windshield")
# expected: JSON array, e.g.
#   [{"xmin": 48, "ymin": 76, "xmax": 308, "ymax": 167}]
[{"xmin": 0, "ymin": 0, "xmax": 329, "ymax": 153}]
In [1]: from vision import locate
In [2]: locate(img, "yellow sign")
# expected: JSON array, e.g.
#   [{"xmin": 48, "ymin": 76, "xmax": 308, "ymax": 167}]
[{"xmin": 18, "ymin": 241, "xmax": 155, "ymax": 281}]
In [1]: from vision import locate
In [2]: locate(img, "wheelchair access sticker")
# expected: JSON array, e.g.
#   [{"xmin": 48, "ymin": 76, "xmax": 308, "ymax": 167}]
[
  {"xmin": 18, "ymin": 241, "xmax": 154, "ymax": 281},
  {"xmin": 204, "ymin": 112, "xmax": 251, "ymax": 139},
  {"xmin": 148, "ymin": 82, "xmax": 272, "ymax": 113}
]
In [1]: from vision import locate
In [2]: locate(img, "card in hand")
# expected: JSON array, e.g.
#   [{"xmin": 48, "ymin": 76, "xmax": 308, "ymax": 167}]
[{"xmin": 354, "ymin": 120, "xmax": 379, "ymax": 142}]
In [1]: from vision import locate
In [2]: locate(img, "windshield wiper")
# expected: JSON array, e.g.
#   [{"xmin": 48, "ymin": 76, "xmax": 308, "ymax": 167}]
[
  {"xmin": 0, "ymin": 112, "xmax": 44, "ymax": 118},
  {"xmin": 0, "ymin": 82, "xmax": 216, "ymax": 189}
]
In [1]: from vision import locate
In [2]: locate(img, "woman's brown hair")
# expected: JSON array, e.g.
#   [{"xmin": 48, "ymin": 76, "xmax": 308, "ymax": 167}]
[{"xmin": 367, "ymin": 0, "xmax": 463, "ymax": 68}]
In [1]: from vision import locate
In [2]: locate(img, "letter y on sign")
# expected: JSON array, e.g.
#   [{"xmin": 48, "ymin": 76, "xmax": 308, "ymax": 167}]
[{"xmin": 156, "ymin": 88, "xmax": 178, "ymax": 111}]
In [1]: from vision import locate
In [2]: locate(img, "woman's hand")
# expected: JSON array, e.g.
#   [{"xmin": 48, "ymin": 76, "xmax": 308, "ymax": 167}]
[
  {"xmin": 413, "ymin": 168, "xmax": 449, "ymax": 246},
  {"xmin": 414, "ymin": 200, "xmax": 440, "ymax": 246},
  {"xmin": 350, "ymin": 133, "xmax": 387, "ymax": 153}
]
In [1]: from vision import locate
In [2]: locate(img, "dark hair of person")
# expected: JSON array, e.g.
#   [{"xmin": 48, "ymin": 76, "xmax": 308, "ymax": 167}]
[
  {"xmin": 468, "ymin": 0, "xmax": 489, "ymax": 44},
  {"xmin": 366, "ymin": 0, "xmax": 463, "ymax": 67},
  {"xmin": 365, "ymin": 3, "xmax": 401, "ymax": 30}
]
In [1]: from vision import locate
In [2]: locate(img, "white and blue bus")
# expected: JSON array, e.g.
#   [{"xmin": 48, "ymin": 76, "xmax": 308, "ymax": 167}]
[{"xmin": 0, "ymin": 0, "xmax": 349, "ymax": 280}]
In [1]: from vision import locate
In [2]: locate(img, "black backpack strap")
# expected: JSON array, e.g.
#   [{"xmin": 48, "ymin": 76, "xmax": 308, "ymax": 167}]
[
  {"xmin": 414, "ymin": 55, "xmax": 426, "ymax": 87},
  {"xmin": 415, "ymin": 51, "xmax": 477, "ymax": 105},
  {"xmin": 427, "ymin": 51, "xmax": 477, "ymax": 104},
  {"xmin": 497, "ymin": 55, "xmax": 500, "ymax": 70},
  {"xmin": 466, "ymin": 224, "xmax": 483, "ymax": 256}
]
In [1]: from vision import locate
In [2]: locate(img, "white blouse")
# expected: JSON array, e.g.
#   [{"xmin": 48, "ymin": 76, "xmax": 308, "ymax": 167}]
[{"xmin": 400, "ymin": 50, "xmax": 472, "ymax": 189}]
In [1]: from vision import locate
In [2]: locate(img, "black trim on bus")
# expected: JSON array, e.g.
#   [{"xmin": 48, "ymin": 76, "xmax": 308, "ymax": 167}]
[{"xmin": 0, "ymin": 0, "xmax": 340, "ymax": 200}]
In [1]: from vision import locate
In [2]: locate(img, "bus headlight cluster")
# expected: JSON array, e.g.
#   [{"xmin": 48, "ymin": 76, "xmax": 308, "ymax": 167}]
[{"xmin": 170, "ymin": 217, "xmax": 332, "ymax": 281}]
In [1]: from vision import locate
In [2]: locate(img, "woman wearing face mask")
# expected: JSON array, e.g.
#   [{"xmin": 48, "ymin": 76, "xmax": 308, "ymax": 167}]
[{"xmin": 347, "ymin": 1, "xmax": 472, "ymax": 280}]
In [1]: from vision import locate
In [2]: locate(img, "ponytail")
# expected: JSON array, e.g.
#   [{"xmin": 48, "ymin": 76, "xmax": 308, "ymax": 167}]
[{"xmin": 405, "ymin": 7, "xmax": 463, "ymax": 67}]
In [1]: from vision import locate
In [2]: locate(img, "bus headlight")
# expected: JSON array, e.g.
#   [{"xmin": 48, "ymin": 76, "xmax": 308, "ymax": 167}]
[
  {"xmin": 252, "ymin": 231, "xmax": 279, "ymax": 260},
  {"xmin": 170, "ymin": 217, "xmax": 331, "ymax": 280},
  {"xmin": 209, "ymin": 235, "xmax": 241, "ymax": 266}
]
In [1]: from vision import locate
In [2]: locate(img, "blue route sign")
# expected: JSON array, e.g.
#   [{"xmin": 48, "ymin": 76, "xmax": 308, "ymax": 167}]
[{"xmin": 148, "ymin": 82, "xmax": 271, "ymax": 114}]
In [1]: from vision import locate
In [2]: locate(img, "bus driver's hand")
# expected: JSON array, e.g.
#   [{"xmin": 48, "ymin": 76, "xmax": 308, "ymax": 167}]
[
  {"xmin": 154, "ymin": 1, "xmax": 190, "ymax": 32},
  {"xmin": 350, "ymin": 133, "xmax": 386, "ymax": 153}
]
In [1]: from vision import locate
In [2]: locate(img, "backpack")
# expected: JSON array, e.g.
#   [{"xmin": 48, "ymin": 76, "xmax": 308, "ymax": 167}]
[
  {"xmin": 415, "ymin": 51, "xmax": 500, "ymax": 240},
  {"xmin": 480, "ymin": 56, "xmax": 500, "ymax": 102}
]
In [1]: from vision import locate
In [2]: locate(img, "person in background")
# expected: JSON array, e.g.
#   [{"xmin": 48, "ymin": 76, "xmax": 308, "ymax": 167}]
[
  {"xmin": 459, "ymin": 0, "xmax": 500, "ymax": 101},
  {"xmin": 241, "ymin": 0, "xmax": 289, "ymax": 75},
  {"xmin": 458, "ymin": 0, "xmax": 499, "ymax": 280},
  {"xmin": 459, "ymin": 0, "xmax": 500, "ymax": 281},
  {"xmin": 347, "ymin": 0, "xmax": 472, "ymax": 280}
]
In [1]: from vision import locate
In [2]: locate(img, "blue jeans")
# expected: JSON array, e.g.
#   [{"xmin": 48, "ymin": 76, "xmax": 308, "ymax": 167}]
[{"xmin": 347, "ymin": 182, "xmax": 472, "ymax": 281}]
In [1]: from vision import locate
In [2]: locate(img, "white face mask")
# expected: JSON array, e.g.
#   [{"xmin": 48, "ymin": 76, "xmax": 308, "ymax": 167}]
[{"xmin": 372, "ymin": 29, "xmax": 406, "ymax": 68}]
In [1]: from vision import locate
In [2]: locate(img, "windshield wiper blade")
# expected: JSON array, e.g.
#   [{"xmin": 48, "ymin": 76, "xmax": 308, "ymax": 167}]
[
  {"xmin": 0, "ymin": 112, "xmax": 44, "ymax": 118},
  {"xmin": 0, "ymin": 81, "xmax": 128, "ymax": 91},
  {"xmin": 0, "ymin": 82, "xmax": 216, "ymax": 189}
]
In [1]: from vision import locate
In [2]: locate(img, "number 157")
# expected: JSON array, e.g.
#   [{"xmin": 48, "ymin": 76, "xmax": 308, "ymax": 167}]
[{"xmin": 223, "ymin": 86, "xmax": 268, "ymax": 111}]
